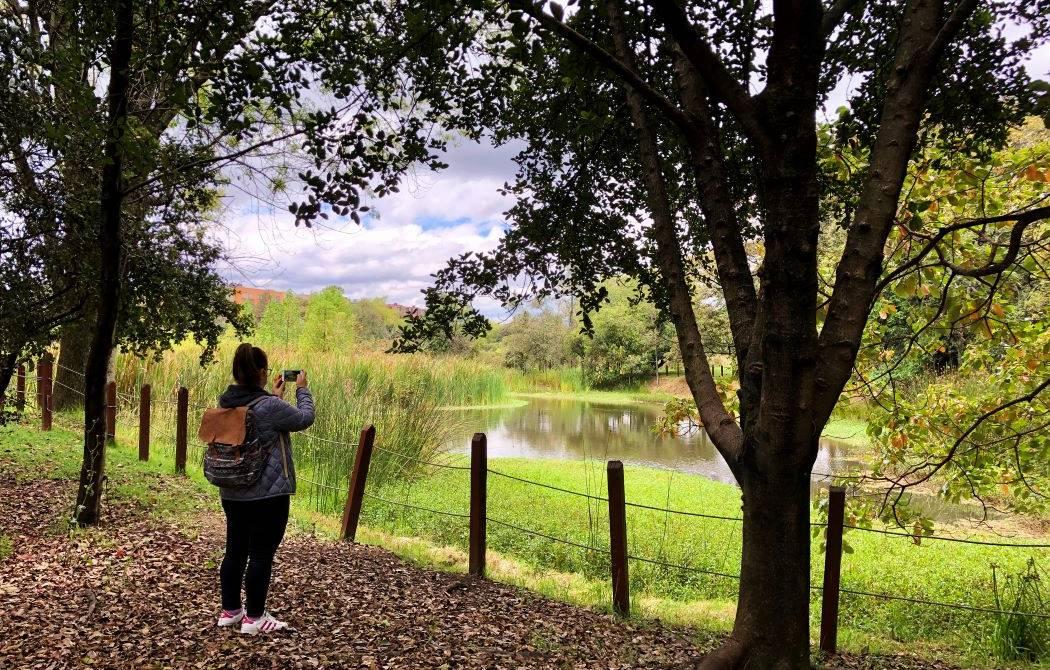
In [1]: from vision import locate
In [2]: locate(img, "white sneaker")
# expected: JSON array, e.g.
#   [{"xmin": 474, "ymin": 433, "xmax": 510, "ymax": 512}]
[
  {"xmin": 240, "ymin": 611, "xmax": 288, "ymax": 635},
  {"xmin": 217, "ymin": 608, "xmax": 244, "ymax": 627}
]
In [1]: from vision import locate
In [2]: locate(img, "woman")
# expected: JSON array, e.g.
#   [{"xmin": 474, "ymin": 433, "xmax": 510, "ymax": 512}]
[{"xmin": 216, "ymin": 343, "xmax": 314, "ymax": 634}]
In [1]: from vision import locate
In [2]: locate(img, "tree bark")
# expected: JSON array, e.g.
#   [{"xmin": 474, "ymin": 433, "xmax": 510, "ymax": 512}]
[
  {"xmin": 54, "ymin": 320, "xmax": 92, "ymax": 410},
  {"xmin": 0, "ymin": 351, "xmax": 17, "ymax": 409},
  {"xmin": 74, "ymin": 0, "xmax": 134, "ymax": 527},
  {"xmin": 702, "ymin": 473, "xmax": 813, "ymax": 670}
]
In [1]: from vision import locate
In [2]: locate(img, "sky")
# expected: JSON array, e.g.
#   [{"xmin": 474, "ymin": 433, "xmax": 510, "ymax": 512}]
[
  {"xmin": 213, "ymin": 138, "xmax": 518, "ymax": 312},
  {"xmin": 215, "ymin": 19, "xmax": 1050, "ymax": 314}
]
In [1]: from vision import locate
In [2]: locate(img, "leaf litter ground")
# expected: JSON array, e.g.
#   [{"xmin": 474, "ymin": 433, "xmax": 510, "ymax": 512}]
[{"xmin": 0, "ymin": 463, "xmax": 963, "ymax": 668}]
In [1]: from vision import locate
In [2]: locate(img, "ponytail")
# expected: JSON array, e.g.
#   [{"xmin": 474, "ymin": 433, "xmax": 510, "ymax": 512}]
[{"xmin": 232, "ymin": 343, "xmax": 268, "ymax": 386}]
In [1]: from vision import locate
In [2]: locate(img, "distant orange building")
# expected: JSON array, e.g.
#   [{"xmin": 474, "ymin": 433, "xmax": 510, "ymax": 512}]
[{"xmin": 233, "ymin": 286, "xmax": 287, "ymax": 316}]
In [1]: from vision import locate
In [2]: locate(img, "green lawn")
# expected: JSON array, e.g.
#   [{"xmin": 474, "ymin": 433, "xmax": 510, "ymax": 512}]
[{"xmin": 347, "ymin": 457, "xmax": 1048, "ymax": 667}]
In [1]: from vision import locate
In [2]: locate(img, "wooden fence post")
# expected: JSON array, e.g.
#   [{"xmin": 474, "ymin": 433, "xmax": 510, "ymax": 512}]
[
  {"xmin": 340, "ymin": 425, "xmax": 376, "ymax": 541},
  {"xmin": 607, "ymin": 460, "xmax": 630, "ymax": 617},
  {"xmin": 469, "ymin": 433, "xmax": 488, "ymax": 577},
  {"xmin": 40, "ymin": 358, "xmax": 53, "ymax": 431},
  {"xmin": 16, "ymin": 364, "xmax": 25, "ymax": 411},
  {"xmin": 138, "ymin": 384, "xmax": 151, "ymax": 461},
  {"xmin": 819, "ymin": 486, "xmax": 847, "ymax": 655},
  {"xmin": 105, "ymin": 381, "xmax": 117, "ymax": 442},
  {"xmin": 175, "ymin": 387, "xmax": 188, "ymax": 474}
]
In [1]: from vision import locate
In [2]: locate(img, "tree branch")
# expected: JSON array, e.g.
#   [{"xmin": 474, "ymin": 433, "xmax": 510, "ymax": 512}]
[
  {"xmin": 933, "ymin": 218, "xmax": 1039, "ymax": 278},
  {"xmin": 814, "ymin": 0, "xmax": 978, "ymax": 426},
  {"xmin": 672, "ymin": 52, "xmax": 758, "ymax": 368},
  {"xmin": 822, "ymin": 0, "xmax": 864, "ymax": 37},
  {"xmin": 507, "ymin": 0, "xmax": 695, "ymax": 135},
  {"xmin": 885, "ymin": 376, "xmax": 1050, "ymax": 492},
  {"xmin": 645, "ymin": 0, "xmax": 770, "ymax": 153},
  {"xmin": 607, "ymin": 0, "xmax": 744, "ymax": 465},
  {"xmin": 925, "ymin": 0, "xmax": 978, "ymax": 60},
  {"xmin": 874, "ymin": 206, "xmax": 1050, "ymax": 294}
]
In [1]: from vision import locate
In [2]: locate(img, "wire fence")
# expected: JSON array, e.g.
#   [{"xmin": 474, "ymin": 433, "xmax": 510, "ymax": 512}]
[
  {"xmin": 360, "ymin": 468, "xmax": 1050, "ymax": 622},
  {"xmin": 301, "ymin": 432, "xmax": 472, "ymax": 472},
  {"xmin": 487, "ymin": 466, "xmax": 1050, "ymax": 548},
  {"xmin": 486, "ymin": 516, "xmax": 607, "ymax": 553},
  {"xmin": 14, "ymin": 362, "xmax": 1050, "ymax": 631},
  {"xmin": 345, "ymin": 443, "xmax": 1050, "ymax": 624}
]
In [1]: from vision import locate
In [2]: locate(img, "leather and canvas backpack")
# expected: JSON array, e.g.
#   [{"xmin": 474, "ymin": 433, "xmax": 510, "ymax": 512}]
[{"xmin": 198, "ymin": 397, "xmax": 270, "ymax": 488}]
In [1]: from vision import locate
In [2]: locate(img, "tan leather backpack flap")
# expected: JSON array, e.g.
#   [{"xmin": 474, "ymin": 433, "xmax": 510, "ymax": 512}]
[{"xmin": 198, "ymin": 407, "xmax": 249, "ymax": 445}]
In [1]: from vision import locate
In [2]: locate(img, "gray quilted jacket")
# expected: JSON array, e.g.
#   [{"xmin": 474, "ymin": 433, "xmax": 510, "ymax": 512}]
[{"xmin": 216, "ymin": 384, "xmax": 315, "ymax": 501}]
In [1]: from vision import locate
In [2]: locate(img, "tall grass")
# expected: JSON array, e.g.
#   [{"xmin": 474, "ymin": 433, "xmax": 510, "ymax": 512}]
[
  {"xmin": 987, "ymin": 559, "xmax": 1049, "ymax": 661},
  {"xmin": 113, "ymin": 340, "xmax": 510, "ymax": 409},
  {"xmin": 109, "ymin": 337, "xmax": 508, "ymax": 508},
  {"xmin": 507, "ymin": 367, "xmax": 591, "ymax": 393}
]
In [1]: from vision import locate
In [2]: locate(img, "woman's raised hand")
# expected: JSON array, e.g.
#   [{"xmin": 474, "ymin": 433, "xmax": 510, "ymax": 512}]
[
  {"xmin": 296, "ymin": 370, "xmax": 308, "ymax": 389},
  {"xmin": 273, "ymin": 374, "xmax": 286, "ymax": 398}
]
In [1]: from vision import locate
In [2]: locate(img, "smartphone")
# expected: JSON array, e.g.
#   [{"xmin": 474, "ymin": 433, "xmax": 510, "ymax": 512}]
[{"xmin": 282, "ymin": 369, "xmax": 301, "ymax": 382}]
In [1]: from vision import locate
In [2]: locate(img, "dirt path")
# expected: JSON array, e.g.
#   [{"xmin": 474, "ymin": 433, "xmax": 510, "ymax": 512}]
[{"xmin": 0, "ymin": 475, "xmax": 964, "ymax": 669}]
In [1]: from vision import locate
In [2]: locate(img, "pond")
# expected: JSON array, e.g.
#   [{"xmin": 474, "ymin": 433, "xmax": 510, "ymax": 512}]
[
  {"xmin": 445, "ymin": 396, "xmax": 1007, "ymax": 524},
  {"xmin": 447, "ymin": 396, "xmax": 863, "ymax": 486}
]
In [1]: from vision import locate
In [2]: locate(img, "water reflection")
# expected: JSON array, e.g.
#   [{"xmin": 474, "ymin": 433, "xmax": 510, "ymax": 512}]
[{"xmin": 448, "ymin": 397, "xmax": 863, "ymax": 486}]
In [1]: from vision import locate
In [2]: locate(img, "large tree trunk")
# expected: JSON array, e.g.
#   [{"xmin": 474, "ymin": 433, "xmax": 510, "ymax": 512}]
[
  {"xmin": 74, "ymin": 0, "xmax": 133, "ymax": 527},
  {"xmin": 0, "ymin": 351, "xmax": 18, "ymax": 409},
  {"xmin": 603, "ymin": 4, "xmax": 817, "ymax": 666},
  {"xmin": 54, "ymin": 320, "xmax": 91, "ymax": 410},
  {"xmin": 704, "ymin": 467, "xmax": 813, "ymax": 669},
  {"xmin": 54, "ymin": 319, "xmax": 116, "ymax": 411}
]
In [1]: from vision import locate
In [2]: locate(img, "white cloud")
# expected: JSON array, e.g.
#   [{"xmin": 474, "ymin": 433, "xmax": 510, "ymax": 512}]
[{"xmin": 212, "ymin": 138, "xmax": 516, "ymax": 313}]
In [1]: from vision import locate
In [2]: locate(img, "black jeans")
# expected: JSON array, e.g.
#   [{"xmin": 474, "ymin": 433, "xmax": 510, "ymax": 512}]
[{"xmin": 220, "ymin": 495, "xmax": 290, "ymax": 617}]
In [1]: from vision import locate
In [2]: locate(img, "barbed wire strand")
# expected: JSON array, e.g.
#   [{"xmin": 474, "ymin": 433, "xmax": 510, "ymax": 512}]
[
  {"xmin": 51, "ymin": 379, "xmax": 86, "ymax": 397},
  {"xmin": 487, "ymin": 468, "xmax": 748, "ymax": 522},
  {"xmin": 843, "ymin": 524, "xmax": 1050, "ymax": 549},
  {"xmin": 487, "ymin": 468, "xmax": 608, "ymax": 501},
  {"xmin": 364, "ymin": 492, "xmax": 470, "ymax": 519},
  {"xmin": 302, "ymin": 432, "xmax": 471, "ymax": 471},
  {"xmin": 373, "ymin": 444, "xmax": 472, "ymax": 471},
  {"xmin": 297, "ymin": 476, "xmax": 346, "ymax": 493},
  {"xmin": 624, "ymin": 499, "xmax": 745, "ymax": 523},
  {"xmin": 834, "ymin": 586, "xmax": 1050, "ymax": 620},
  {"xmin": 486, "ymin": 516, "xmax": 608, "ymax": 554},
  {"xmin": 627, "ymin": 554, "xmax": 742, "ymax": 581}
]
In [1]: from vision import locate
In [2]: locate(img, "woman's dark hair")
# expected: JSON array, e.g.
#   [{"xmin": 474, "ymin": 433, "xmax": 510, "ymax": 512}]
[{"xmin": 232, "ymin": 343, "xmax": 268, "ymax": 386}]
